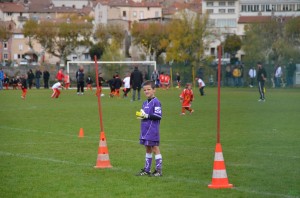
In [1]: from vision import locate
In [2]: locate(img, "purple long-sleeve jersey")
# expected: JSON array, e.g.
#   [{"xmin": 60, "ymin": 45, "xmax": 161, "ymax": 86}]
[{"xmin": 140, "ymin": 97, "xmax": 162, "ymax": 142}]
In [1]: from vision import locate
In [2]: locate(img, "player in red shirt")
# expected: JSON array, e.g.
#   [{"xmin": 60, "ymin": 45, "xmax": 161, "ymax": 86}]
[
  {"xmin": 159, "ymin": 72, "xmax": 165, "ymax": 89},
  {"xmin": 179, "ymin": 83, "xmax": 194, "ymax": 115},
  {"xmin": 56, "ymin": 69, "xmax": 65, "ymax": 81}
]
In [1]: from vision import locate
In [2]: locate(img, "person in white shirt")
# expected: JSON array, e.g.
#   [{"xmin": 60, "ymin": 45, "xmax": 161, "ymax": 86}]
[
  {"xmin": 248, "ymin": 67, "xmax": 256, "ymax": 87},
  {"xmin": 51, "ymin": 81, "xmax": 64, "ymax": 98},
  {"xmin": 122, "ymin": 73, "xmax": 131, "ymax": 98},
  {"xmin": 196, "ymin": 77, "xmax": 206, "ymax": 96},
  {"xmin": 274, "ymin": 65, "xmax": 282, "ymax": 88}
]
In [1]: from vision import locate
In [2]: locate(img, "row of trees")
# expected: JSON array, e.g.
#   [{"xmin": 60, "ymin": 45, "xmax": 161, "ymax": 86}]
[{"xmin": 1, "ymin": 12, "xmax": 300, "ymax": 74}]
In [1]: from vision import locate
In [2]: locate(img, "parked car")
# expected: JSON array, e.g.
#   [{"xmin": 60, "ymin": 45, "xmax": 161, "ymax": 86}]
[{"xmin": 19, "ymin": 59, "xmax": 28, "ymax": 66}]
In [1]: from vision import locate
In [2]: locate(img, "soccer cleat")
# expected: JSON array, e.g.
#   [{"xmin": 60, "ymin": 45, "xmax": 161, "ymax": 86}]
[
  {"xmin": 150, "ymin": 170, "xmax": 162, "ymax": 177},
  {"xmin": 190, "ymin": 110, "xmax": 194, "ymax": 114},
  {"xmin": 180, "ymin": 113, "xmax": 185, "ymax": 116},
  {"xmin": 135, "ymin": 169, "xmax": 150, "ymax": 176}
]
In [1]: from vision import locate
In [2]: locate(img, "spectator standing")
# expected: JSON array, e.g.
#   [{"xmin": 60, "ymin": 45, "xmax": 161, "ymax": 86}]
[
  {"xmin": 224, "ymin": 65, "xmax": 232, "ymax": 87},
  {"xmin": 286, "ymin": 59, "xmax": 296, "ymax": 87},
  {"xmin": 248, "ymin": 66, "xmax": 256, "ymax": 87},
  {"xmin": 4, "ymin": 74, "xmax": 9, "ymax": 90},
  {"xmin": 76, "ymin": 66, "xmax": 85, "ymax": 95},
  {"xmin": 27, "ymin": 69, "xmax": 34, "ymax": 89},
  {"xmin": 130, "ymin": 66, "xmax": 143, "ymax": 101},
  {"xmin": 274, "ymin": 65, "xmax": 283, "ymax": 88},
  {"xmin": 0, "ymin": 68, "xmax": 3, "ymax": 90},
  {"xmin": 232, "ymin": 66, "xmax": 241, "ymax": 87},
  {"xmin": 176, "ymin": 72, "xmax": 181, "ymax": 88},
  {"xmin": 43, "ymin": 69, "xmax": 50, "ymax": 89},
  {"xmin": 135, "ymin": 80, "xmax": 163, "ymax": 177},
  {"xmin": 257, "ymin": 62, "xmax": 267, "ymax": 102},
  {"xmin": 35, "ymin": 69, "xmax": 42, "ymax": 89},
  {"xmin": 151, "ymin": 70, "xmax": 159, "ymax": 87}
]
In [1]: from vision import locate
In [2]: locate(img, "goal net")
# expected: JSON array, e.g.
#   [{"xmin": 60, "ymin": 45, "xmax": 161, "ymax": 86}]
[{"xmin": 66, "ymin": 61, "xmax": 157, "ymax": 87}]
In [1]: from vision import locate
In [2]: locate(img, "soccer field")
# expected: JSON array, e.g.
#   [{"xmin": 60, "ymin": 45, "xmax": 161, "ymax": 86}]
[{"xmin": 0, "ymin": 87, "xmax": 299, "ymax": 198}]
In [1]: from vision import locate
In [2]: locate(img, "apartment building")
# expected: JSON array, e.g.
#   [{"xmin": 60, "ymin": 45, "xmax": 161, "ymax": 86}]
[
  {"xmin": 202, "ymin": 0, "xmax": 239, "ymax": 60},
  {"xmin": 240, "ymin": 0, "xmax": 300, "ymax": 17}
]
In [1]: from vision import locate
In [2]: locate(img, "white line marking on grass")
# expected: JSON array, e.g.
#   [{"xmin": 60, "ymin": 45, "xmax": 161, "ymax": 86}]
[
  {"xmin": 0, "ymin": 151, "xmax": 91, "ymax": 167},
  {"xmin": 0, "ymin": 151, "xmax": 298, "ymax": 198}
]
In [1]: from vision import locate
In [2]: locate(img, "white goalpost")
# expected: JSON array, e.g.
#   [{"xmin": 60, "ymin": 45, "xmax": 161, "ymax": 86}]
[{"xmin": 66, "ymin": 60, "xmax": 157, "ymax": 86}]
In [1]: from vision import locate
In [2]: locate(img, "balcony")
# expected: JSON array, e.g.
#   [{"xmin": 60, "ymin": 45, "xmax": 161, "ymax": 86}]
[{"xmin": 18, "ymin": 16, "xmax": 28, "ymax": 22}]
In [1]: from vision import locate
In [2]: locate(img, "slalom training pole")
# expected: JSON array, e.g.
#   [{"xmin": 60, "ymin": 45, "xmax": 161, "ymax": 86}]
[
  {"xmin": 208, "ymin": 45, "xmax": 233, "ymax": 188},
  {"xmin": 94, "ymin": 55, "xmax": 112, "ymax": 168}
]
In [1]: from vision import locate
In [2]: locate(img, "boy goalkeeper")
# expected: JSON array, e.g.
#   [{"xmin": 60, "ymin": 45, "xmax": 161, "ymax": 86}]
[{"xmin": 135, "ymin": 80, "xmax": 163, "ymax": 177}]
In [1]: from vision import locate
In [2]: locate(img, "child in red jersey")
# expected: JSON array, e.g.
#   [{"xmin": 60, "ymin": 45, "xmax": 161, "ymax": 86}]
[
  {"xmin": 19, "ymin": 74, "xmax": 27, "ymax": 100},
  {"xmin": 179, "ymin": 83, "xmax": 194, "ymax": 115}
]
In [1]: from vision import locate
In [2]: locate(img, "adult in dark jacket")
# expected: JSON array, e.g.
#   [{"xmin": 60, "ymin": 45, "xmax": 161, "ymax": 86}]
[
  {"xmin": 35, "ymin": 69, "xmax": 42, "ymax": 89},
  {"xmin": 130, "ymin": 66, "xmax": 143, "ymax": 101},
  {"xmin": 76, "ymin": 66, "xmax": 85, "ymax": 95},
  {"xmin": 43, "ymin": 69, "xmax": 50, "ymax": 89},
  {"xmin": 257, "ymin": 62, "xmax": 267, "ymax": 102},
  {"xmin": 27, "ymin": 69, "xmax": 34, "ymax": 89}
]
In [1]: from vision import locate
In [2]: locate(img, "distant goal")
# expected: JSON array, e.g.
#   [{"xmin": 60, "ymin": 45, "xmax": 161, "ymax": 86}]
[{"xmin": 66, "ymin": 61, "xmax": 157, "ymax": 86}]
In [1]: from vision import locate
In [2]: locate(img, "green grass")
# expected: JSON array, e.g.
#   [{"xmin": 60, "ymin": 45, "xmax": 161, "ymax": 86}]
[{"xmin": 0, "ymin": 87, "xmax": 299, "ymax": 198}]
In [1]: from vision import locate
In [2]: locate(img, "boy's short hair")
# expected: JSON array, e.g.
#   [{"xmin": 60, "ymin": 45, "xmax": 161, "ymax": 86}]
[
  {"xmin": 143, "ymin": 80, "xmax": 155, "ymax": 89},
  {"xmin": 185, "ymin": 83, "xmax": 191, "ymax": 88}
]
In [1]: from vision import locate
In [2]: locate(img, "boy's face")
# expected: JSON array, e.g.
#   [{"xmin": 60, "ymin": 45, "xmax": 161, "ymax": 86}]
[{"xmin": 143, "ymin": 85, "xmax": 155, "ymax": 99}]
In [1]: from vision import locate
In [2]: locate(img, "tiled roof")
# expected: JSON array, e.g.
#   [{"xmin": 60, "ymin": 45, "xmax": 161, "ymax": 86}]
[
  {"xmin": 238, "ymin": 16, "xmax": 272, "ymax": 23},
  {"xmin": 109, "ymin": 0, "xmax": 161, "ymax": 8},
  {"xmin": 238, "ymin": 16, "xmax": 293, "ymax": 24},
  {"xmin": 0, "ymin": 2, "xmax": 25, "ymax": 13}
]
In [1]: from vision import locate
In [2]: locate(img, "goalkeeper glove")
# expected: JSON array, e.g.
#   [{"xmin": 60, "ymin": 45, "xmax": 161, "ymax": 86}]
[{"xmin": 136, "ymin": 109, "xmax": 149, "ymax": 119}]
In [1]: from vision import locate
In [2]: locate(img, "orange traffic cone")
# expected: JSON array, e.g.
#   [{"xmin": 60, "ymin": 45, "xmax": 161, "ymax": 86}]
[
  {"xmin": 208, "ymin": 143, "xmax": 233, "ymax": 189},
  {"xmin": 78, "ymin": 128, "xmax": 84, "ymax": 138},
  {"xmin": 94, "ymin": 131, "xmax": 112, "ymax": 168}
]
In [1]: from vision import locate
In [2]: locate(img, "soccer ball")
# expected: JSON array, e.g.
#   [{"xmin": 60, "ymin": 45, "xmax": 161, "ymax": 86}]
[{"xmin": 101, "ymin": 93, "xmax": 105, "ymax": 97}]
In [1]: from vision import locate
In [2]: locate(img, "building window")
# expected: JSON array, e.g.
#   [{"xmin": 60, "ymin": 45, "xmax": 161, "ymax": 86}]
[
  {"xmin": 219, "ymin": 2, "xmax": 226, "ymax": 6},
  {"xmin": 228, "ymin": 1, "xmax": 235, "ymax": 6},
  {"xmin": 297, "ymin": 4, "xmax": 300, "ymax": 11},
  {"xmin": 241, "ymin": 5, "xmax": 247, "ymax": 12},
  {"xmin": 133, "ymin": 11, "xmax": 137, "ymax": 17},
  {"xmin": 207, "ymin": 2, "xmax": 213, "ymax": 7},
  {"xmin": 7, "ymin": 12, "xmax": 12, "ymax": 16},
  {"xmin": 19, "ymin": 44, "xmax": 23, "ymax": 51},
  {"xmin": 290, "ymin": 4, "xmax": 295, "ymax": 11},
  {"xmin": 139, "ymin": 11, "xmax": 144, "ymax": 19},
  {"xmin": 155, "ymin": 11, "xmax": 159, "ymax": 17},
  {"xmin": 123, "ymin": 11, "xmax": 126, "ymax": 17},
  {"xmin": 228, "ymin": 9, "xmax": 235, "ymax": 13},
  {"xmin": 261, "ymin": 5, "xmax": 266, "ymax": 12},
  {"xmin": 218, "ymin": 9, "xmax": 226, "ymax": 13},
  {"xmin": 207, "ymin": 9, "xmax": 214, "ymax": 14},
  {"xmin": 14, "ymin": 34, "xmax": 24, "ymax": 39},
  {"xmin": 4, "ymin": 54, "xmax": 8, "ymax": 59},
  {"xmin": 4, "ymin": 42, "xmax": 8, "ymax": 49}
]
